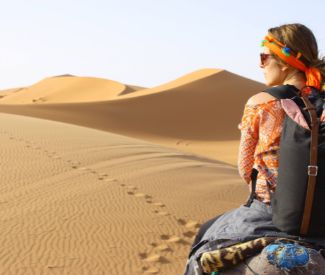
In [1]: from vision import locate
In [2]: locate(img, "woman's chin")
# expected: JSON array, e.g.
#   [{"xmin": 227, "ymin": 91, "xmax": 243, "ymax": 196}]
[{"xmin": 265, "ymin": 80, "xmax": 278, "ymax": 87}]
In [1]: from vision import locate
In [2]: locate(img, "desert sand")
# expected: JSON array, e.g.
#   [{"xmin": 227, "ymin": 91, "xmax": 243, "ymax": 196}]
[{"xmin": 0, "ymin": 69, "xmax": 266, "ymax": 274}]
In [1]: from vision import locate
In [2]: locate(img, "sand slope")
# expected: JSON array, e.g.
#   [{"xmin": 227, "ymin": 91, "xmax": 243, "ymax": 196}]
[
  {"xmin": 0, "ymin": 69, "xmax": 266, "ymax": 165},
  {"xmin": 0, "ymin": 113, "xmax": 247, "ymax": 275}
]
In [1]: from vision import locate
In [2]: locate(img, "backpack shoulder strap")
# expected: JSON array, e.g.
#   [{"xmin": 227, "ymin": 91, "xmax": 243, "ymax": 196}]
[
  {"xmin": 264, "ymin": 85, "xmax": 299, "ymax": 99},
  {"xmin": 299, "ymin": 94, "xmax": 319, "ymax": 236}
]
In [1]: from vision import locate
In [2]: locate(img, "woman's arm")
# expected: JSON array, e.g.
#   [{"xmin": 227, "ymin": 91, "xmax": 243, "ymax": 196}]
[{"xmin": 237, "ymin": 103, "xmax": 260, "ymax": 184}]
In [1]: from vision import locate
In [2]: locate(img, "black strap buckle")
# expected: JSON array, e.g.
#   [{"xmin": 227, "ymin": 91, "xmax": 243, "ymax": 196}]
[{"xmin": 244, "ymin": 168, "xmax": 259, "ymax": 207}]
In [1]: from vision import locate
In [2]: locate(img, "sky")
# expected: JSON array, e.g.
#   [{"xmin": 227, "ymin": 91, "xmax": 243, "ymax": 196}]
[{"xmin": 0, "ymin": 0, "xmax": 325, "ymax": 90}]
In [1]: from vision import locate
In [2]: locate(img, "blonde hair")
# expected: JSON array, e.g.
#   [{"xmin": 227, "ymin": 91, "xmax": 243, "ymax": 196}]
[{"xmin": 268, "ymin": 23, "xmax": 325, "ymax": 90}]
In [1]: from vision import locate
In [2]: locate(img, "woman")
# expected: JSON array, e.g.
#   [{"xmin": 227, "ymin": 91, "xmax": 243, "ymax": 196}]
[
  {"xmin": 238, "ymin": 23, "xmax": 325, "ymax": 205},
  {"xmin": 185, "ymin": 23, "xmax": 325, "ymax": 274}
]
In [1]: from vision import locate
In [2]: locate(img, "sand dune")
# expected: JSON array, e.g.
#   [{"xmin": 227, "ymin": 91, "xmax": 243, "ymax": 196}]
[
  {"xmin": 0, "ymin": 69, "xmax": 265, "ymax": 165},
  {"xmin": 115, "ymin": 68, "xmax": 224, "ymax": 99},
  {"xmin": 0, "ymin": 113, "xmax": 247, "ymax": 274},
  {"xmin": 0, "ymin": 87, "xmax": 24, "ymax": 98},
  {"xmin": 0, "ymin": 75, "xmax": 144, "ymax": 104},
  {"xmin": 0, "ymin": 69, "xmax": 267, "ymax": 274}
]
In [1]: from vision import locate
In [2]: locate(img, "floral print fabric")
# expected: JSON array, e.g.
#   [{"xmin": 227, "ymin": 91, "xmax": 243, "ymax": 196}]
[{"xmin": 238, "ymin": 100, "xmax": 285, "ymax": 203}]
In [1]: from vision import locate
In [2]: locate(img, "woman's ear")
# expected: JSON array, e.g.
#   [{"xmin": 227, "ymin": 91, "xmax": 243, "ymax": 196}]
[{"xmin": 280, "ymin": 65, "xmax": 290, "ymax": 72}]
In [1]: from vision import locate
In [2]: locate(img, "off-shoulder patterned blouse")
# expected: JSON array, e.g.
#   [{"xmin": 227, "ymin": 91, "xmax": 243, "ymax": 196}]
[{"xmin": 238, "ymin": 99, "xmax": 285, "ymax": 204}]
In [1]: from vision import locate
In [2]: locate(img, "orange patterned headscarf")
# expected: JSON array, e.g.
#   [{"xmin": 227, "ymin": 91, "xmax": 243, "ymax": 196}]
[{"xmin": 261, "ymin": 34, "xmax": 322, "ymax": 91}]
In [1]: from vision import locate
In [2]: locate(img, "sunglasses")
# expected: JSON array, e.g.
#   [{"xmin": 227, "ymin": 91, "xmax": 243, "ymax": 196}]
[{"xmin": 260, "ymin": 53, "xmax": 272, "ymax": 65}]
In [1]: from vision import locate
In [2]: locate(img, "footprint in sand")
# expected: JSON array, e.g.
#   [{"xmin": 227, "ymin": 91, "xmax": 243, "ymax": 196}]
[
  {"xmin": 166, "ymin": 236, "xmax": 182, "ymax": 243},
  {"xmin": 139, "ymin": 253, "xmax": 162, "ymax": 274},
  {"xmin": 176, "ymin": 218, "xmax": 187, "ymax": 226},
  {"xmin": 65, "ymin": 160, "xmax": 81, "ymax": 169},
  {"xmin": 135, "ymin": 193, "xmax": 152, "ymax": 199},
  {"xmin": 183, "ymin": 230, "xmax": 196, "ymax": 238},
  {"xmin": 176, "ymin": 140, "xmax": 190, "ymax": 146},
  {"xmin": 84, "ymin": 168, "xmax": 97, "ymax": 174},
  {"xmin": 153, "ymin": 210, "xmax": 170, "ymax": 216},
  {"xmin": 144, "ymin": 268, "xmax": 160, "ymax": 274},
  {"xmin": 139, "ymin": 235, "xmax": 184, "ymax": 273},
  {"xmin": 97, "ymin": 173, "xmax": 109, "ymax": 180},
  {"xmin": 185, "ymin": 221, "xmax": 201, "ymax": 229},
  {"xmin": 160, "ymin": 234, "xmax": 170, "ymax": 241},
  {"xmin": 139, "ymin": 252, "xmax": 148, "ymax": 260},
  {"xmin": 141, "ymin": 266, "xmax": 160, "ymax": 274},
  {"xmin": 177, "ymin": 218, "xmax": 200, "ymax": 229},
  {"xmin": 138, "ymin": 243, "xmax": 174, "ymax": 273},
  {"xmin": 139, "ymin": 252, "xmax": 169, "ymax": 263},
  {"xmin": 122, "ymin": 186, "xmax": 165, "ymax": 208},
  {"xmin": 47, "ymin": 265, "xmax": 65, "ymax": 269},
  {"xmin": 160, "ymin": 234, "xmax": 189, "ymax": 245},
  {"xmin": 150, "ymin": 243, "xmax": 172, "ymax": 252},
  {"xmin": 152, "ymin": 202, "xmax": 165, "ymax": 208},
  {"xmin": 144, "ymin": 254, "xmax": 162, "ymax": 263},
  {"xmin": 127, "ymin": 191, "xmax": 152, "ymax": 201},
  {"xmin": 32, "ymin": 97, "xmax": 46, "ymax": 103},
  {"xmin": 176, "ymin": 218, "xmax": 200, "ymax": 239},
  {"xmin": 138, "ymin": 193, "xmax": 163, "ymax": 207}
]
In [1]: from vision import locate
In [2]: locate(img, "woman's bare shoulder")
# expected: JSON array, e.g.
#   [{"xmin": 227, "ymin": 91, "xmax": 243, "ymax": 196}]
[{"xmin": 246, "ymin": 92, "xmax": 277, "ymax": 106}]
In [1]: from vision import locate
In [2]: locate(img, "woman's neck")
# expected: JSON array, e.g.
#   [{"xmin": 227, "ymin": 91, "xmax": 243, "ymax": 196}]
[{"xmin": 283, "ymin": 70, "xmax": 306, "ymax": 90}]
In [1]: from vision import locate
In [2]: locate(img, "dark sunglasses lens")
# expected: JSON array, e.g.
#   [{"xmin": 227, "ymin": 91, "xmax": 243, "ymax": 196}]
[{"xmin": 260, "ymin": 53, "xmax": 269, "ymax": 65}]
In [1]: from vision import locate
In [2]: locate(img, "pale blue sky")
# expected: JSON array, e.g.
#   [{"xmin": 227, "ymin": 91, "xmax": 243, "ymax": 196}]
[{"xmin": 1, "ymin": 0, "xmax": 324, "ymax": 89}]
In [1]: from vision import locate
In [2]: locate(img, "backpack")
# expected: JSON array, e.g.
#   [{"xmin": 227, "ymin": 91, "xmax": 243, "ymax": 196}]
[{"xmin": 261, "ymin": 84, "xmax": 325, "ymax": 237}]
